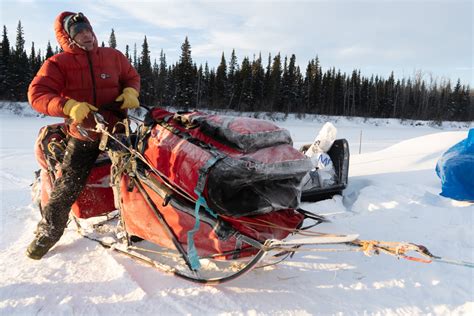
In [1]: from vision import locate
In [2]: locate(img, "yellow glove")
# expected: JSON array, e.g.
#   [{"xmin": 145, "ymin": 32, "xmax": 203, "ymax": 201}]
[
  {"xmin": 63, "ymin": 99, "xmax": 98, "ymax": 124},
  {"xmin": 115, "ymin": 87, "xmax": 139, "ymax": 110}
]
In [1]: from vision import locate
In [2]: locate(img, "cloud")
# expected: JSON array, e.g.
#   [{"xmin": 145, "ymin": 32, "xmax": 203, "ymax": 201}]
[
  {"xmin": 101, "ymin": 0, "xmax": 241, "ymax": 30},
  {"xmin": 337, "ymin": 46, "xmax": 373, "ymax": 58},
  {"xmin": 336, "ymin": 45, "xmax": 413, "ymax": 63}
]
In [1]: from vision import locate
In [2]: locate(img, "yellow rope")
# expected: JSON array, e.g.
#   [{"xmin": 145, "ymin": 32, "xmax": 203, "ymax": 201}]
[
  {"xmin": 47, "ymin": 141, "xmax": 65, "ymax": 156},
  {"xmin": 350, "ymin": 239, "xmax": 434, "ymax": 263}
]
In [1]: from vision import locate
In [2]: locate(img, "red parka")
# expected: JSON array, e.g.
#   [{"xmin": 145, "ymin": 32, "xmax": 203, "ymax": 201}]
[{"xmin": 28, "ymin": 11, "xmax": 140, "ymax": 140}]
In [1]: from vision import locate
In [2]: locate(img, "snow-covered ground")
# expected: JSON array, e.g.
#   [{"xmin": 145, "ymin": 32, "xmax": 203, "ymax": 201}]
[{"xmin": 0, "ymin": 104, "xmax": 473, "ymax": 315}]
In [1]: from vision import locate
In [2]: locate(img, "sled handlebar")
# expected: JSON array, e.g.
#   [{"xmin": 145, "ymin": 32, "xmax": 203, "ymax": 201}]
[{"xmin": 75, "ymin": 102, "xmax": 150, "ymax": 139}]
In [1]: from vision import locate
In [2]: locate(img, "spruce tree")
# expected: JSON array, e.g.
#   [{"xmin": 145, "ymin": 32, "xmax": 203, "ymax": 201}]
[
  {"xmin": 263, "ymin": 53, "xmax": 272, "ymax": 110},
  {"xmin": 294, "ymin": 65, "xmax": 305, "ymax": 115},
  {"xmin": 108, "ymin": 28, "xmax": 117, "ymax": 48},
  {"xmin": 138, "ymin": 36, "xmax": 154, "ymax": 106},
  {"xmin": 1, "ymin": 26, "xmax": 10, "ymax": 60},
  {"xmin": 281, "ymin": 54, "xmax": 297, "ymax": 114},
  {"xmin": 347, "ymin": 69, "xmax": 360, "ymax": 116},
  {"xmin": 196, "ymin": 65, "xmax": 204, "ymax": 107},
  {"xmin": 227, "ymin": 49, "xmax": 238, "ymax": 108},
  {"xmin": 35, "ymin": 49, "xmax": 42, "ymax": 68},
  {"xmin": 214, "ymin": 53, "xmax": 227, "ymax": 108},
  {"xmin": 269, "ymin": 53, "xmax": 282, "ymax": 113},
  {"xmin": 302, "ymin": 60, "xmax": 314, "ymax": 113},
  {"xmin": 152, "ymin": 58, "xmax": 159, "ymax": 106},
  {"xmin": 15, "ymin": 21, "xmax": 25, "ymax": 54},
  {"xmin": 200, "ymin": 62, "xmax": 210, "ymax": 108},
  {"xmin": 312, "ymin": 57, "xmax": 322, "ymax": 113},
  {"xmin": 208, "ymin": 68, "xmax": 216, "ymax": 108},
  {"xmin": 29, "ymin": 41, "xmax": 40, "ymax": 74},
  {"xmin": 125, "ymin": 44, "xmax": 131, "ymax": 62},
  {"xmin": 359, "ymin": 77, "xmax": 370, "ymax": 117},
  {"xmin": 251, "ymin": 53, "xmax": 265, "ymax": 111},
  {"xmin": 133, "ymin": 43, "xmax": 138, "ymax": 69},
  {"xmin": 167, "ymin": 64, "xmax": 177, "ymax": 107},
  {"xmin": 29, "ymin": 41, "xmax": 36, "ymax": 66},
  {"xmin": 463, "ymin": 85, "xmax": 472, "ymax": 121},
  {"xmin": 375, "ymin": 75, "xmax": 386, "ymax": 117},
  {"xmin": 175, "ymin": 37, "xmax": 195, "ymax": 109},
  {"xmin": 10, "ymin": 21, "xmax": 30, "ymax": 101},
  {"xmin": 0, "ymin": 25, "xmax": 11, "ymax": 99},
  {"xmin": 157, "ymin": 49, "xmax": 168, "ymax": 106},
  {"xmin": 334, "ymin": 70, "xmax": 345, "ymax": 115},
  {"xmin": 237, "ymin": 56, "xmax": 253, "ymax": 112},
  {"xmin": 281, "ymin": 56, "xmax": 288, "ymax": 113},
  {"xmin": 321, "ymin": 70, "xmax": 331, "ymax": 114},
  {"xmin": 448, "ymin": 79, "xmax": 466, "ymax": 120},
  {"xmin": 383, "ymin": 72, "xmax": 396, "ymax": 118},
  {"xmin": 45, "ymin": 41, "xmax": 54, "ymax": 59}
]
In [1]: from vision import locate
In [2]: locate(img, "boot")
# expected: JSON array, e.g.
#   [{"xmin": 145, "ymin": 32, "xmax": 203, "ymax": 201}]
[{"xmin": 26, "ymin": 234, "xmax": 58, "ymax": 260}]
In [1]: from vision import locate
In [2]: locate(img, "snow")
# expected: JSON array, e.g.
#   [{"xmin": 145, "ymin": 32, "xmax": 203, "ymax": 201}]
[{"xmin": 0, "ymin": 103, "xmax": 473, "ymax": 315}]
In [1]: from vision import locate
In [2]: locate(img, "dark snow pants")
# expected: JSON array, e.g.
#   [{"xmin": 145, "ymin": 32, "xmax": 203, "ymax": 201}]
[{"xmin": 36, "ymin": 137, "xmax": 101, "ymax": 240}]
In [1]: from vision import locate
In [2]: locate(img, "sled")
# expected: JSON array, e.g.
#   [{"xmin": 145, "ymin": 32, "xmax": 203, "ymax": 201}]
[
  {"xmin": 32, "ymin": 107, "xmax": 455, "ymax": 284},
  {"xmin": 34, "ymin": 108, "xmax": 319, "ymax": 283}
]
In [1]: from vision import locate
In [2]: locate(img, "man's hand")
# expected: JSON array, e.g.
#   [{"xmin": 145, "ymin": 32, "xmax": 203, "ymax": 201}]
[
  {"xmin": 115, "ymin": 87, "xmax": 139, "ymax": 110},
  {"xmin": 63, "ymin": 99, "xmax": 98, "ymax": 124}
]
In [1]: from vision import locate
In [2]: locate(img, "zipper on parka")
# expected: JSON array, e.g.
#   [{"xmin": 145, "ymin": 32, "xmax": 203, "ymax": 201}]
[{"xmin": 87, "ymin": 52, "xmax": 97, "ymax": 106}]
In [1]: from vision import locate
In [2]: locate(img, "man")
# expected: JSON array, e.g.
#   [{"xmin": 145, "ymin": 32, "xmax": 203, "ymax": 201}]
[{"xmin": 26, "ymin": 11, "xmax": 140, "ymax": 259}]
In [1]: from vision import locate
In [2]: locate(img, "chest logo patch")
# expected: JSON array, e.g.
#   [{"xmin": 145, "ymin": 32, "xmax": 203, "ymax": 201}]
[{"xmin": 100, "ymin": 73, "xmax": 111, "ymax": 79}]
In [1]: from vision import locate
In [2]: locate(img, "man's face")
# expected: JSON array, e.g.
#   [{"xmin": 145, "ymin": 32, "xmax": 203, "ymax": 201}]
[{"xmin": 74, "ymin": 29, "xmax": 94, "ymax": 51}]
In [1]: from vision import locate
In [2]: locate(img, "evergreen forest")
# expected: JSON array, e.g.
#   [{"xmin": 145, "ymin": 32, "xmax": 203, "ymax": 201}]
[{"xmin": 1, "ymin": 22, "xmax": 472, "ymax": 122}]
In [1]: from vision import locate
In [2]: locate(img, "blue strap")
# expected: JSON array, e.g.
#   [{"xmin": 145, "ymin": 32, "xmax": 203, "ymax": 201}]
[
  {"xmin": 187, "ymin": 194, "xmax": 204, "ymax": 270},
  {"xmin": 187, "ymin": 157, "xmax": 221, "ymax": 271}
]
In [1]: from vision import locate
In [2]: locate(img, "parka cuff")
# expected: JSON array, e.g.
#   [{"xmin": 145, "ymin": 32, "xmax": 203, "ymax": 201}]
[{"xmin": 50, "ymin": 97, "xmax": 70, "ymax": 118}]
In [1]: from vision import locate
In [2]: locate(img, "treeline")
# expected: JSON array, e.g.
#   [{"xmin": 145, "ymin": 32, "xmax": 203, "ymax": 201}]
[{"xmin": 1, "ymin": 21, "xmax": 472, "ymax": 122}]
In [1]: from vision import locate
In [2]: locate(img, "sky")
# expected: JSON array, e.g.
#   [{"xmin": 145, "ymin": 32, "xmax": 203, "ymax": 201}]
[{"xmin": 1, "ymin": 0, "xmax": 473, "ymax": 85}]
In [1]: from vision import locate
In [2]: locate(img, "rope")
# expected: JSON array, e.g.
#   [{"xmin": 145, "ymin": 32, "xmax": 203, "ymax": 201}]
[
  {"xmin": 432, "ymin": 258, "xmax": 474, "ymax": 268},
  {"xmin": 105, "ymin": 129, "xmax": 196, "ymax": 204},
  {"xmin": 47, "ymin": 141, "xmax": 66, "ymax": 157},
  {"xmin": 220, "ymin": 215, "xmax": 339, "ymax": 238},
  {"xmin": 350, "ymin": 240, "xmax": 436, "ymax": 263}
]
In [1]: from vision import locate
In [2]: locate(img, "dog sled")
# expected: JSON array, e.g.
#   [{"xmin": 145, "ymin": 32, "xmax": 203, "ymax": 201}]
[{"xmin": 32, "ymin": 106, "xmax": 459, "ymax": 284}]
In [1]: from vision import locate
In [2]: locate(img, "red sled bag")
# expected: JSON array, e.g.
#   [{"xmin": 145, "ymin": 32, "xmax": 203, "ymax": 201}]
[
  {"xmin": 141, "ymin": 108, "xmax": 313, "ymax": 217},
  {"xmin": 33, "ymin": 124, "xmax": 115, "ymax": 219},
  {"xmin": 118, "ymin": 172, "xmax": 305, "ymax": 259}
]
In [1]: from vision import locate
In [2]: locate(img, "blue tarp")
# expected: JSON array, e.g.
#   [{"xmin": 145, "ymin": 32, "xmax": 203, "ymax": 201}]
[{"xmin": 436, "ymin": 129, "xmax": 474, "ymax": 201}]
